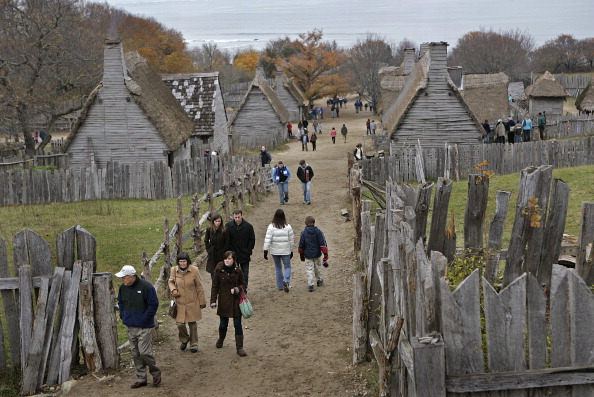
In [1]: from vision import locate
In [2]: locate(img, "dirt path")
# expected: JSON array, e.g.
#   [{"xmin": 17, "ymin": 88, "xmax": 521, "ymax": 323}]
[{"xmin": 72, "ymin": 101, "xmax": 378, "ymax": 396}]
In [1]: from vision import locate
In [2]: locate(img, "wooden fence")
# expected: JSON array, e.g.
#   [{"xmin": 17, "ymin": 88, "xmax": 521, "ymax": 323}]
[
  {"xmin": 0, "ymin": 155, "xmax": 262, "ymax": 206},
  {"xmin": 362, "ymin": 136, "xmax": 594, "ymax": 184},
  {"xmin": 0, "ymin": 226, "xmax": 118, "ymax": 395},
  {"xmin": 351, "ymin": 164, "xmax": 594, "ymax": 396},
  {"xmin": 0, "ymin": 151, "xmax": 69, "ymax": 172}
]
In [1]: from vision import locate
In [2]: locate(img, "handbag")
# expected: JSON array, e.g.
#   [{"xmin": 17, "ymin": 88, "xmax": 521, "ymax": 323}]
[
  {"xmin": 168, "ymin": 300, "xmax": 177, "ymax": 318},
  {"xmin": 239, "ymin": 286, "xmax": 253, "ymax": 319}
]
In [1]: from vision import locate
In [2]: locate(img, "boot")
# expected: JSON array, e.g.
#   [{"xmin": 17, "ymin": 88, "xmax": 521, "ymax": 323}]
[
  {"xmin": 216, "ymin": 328, "xmax": 227, "ymax": 349},
  {"xmin": 235, "ymin": 335, "xmax": 247, "ymax": 357}
]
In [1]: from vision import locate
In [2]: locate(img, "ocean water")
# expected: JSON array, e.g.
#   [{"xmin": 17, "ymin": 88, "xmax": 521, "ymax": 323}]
[{"xmin": 105, "ymin": 0, "xmax": 594, "ymax": 52}]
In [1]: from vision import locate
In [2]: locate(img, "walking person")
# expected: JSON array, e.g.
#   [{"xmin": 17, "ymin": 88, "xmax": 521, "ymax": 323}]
[
  {"xmin": 495, "ymin": 119, "xmax": 506, "ymax": 144},
  {"xmin": 260, "ymin": 146, "xmax": 272, "ymax": 167},
  {"xmin": 297, "ymin": 159, "xmax": 314, "ymax": 205},
  {"xmin": 522, "ymin": 115, "xmax": 532, "ymax": 142},
  {"xmin": 287, "ymin": 122, "xmax": 293, "ymax": 139},
  {"xmin": 310, "ymin": 130, "xmax": 318, "ymax": 151},
  {"xmin": 366, "ymin": 119, "xmax": 371, "ymax": 135},
  {"xmin": 506, "ymin": 116, "xmax": 516, "ymax": 144},
  {"xmin": 272, "ymin": 161, "xmax": 291, "ymax": 205},
  {"xmin": 330, "ymin": 127, "xmax": 337, "ymax": 144},
  {"xmin": 210, "ymin": 251, "xmax": 247, "ymax": 357},
  {"xmin": 168, "ymin": 252, "xmax": 207, "ymax": 353},
  {"xmin": 301, "ymin": 129, "xmax": 309, "ymax": 151},
  {"xmin": 116, "ymin": 265, "xmax": 162, "ymax": 389},
  {"xmin": 263, "ymin": 209, "xmax": 294, "ymax": 293},
  {"xmin": 204, "ymin": 213, "xmax": 229, "ymax": 280},
  {"xmin": 341, "ymin": 124, "xmax": 348, "ymax": 143},
  {"xmin": 370, "ymin": 120, "xmax": 377, "ymax": 135},
  {"xmin": 225, "ymin": 210, "xmax": 255, "ymax": 291},
  {"xmin": 298, "ymin": 216, "xmax": 329, "ymax": 292},
  {"xmin": 482, "ymin": 120, "xmax": 491, "ymax": 143},
  {"xmin": 354, "ymin": 143, "xmax": 364, "ymax": 161},
  {"xmin": 537, "ymin": 112, "xmax": 546, "ymax": 141}
]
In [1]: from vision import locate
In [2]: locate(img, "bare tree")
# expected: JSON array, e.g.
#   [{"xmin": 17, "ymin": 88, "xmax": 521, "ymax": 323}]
[
  {"xmin": 344, "ymin": 33, "xmax": 396, "ymax": 114},
  {"xmin": 394, "ymin": 38, "xmax": 417, "ymax": 65},
  {"xmin": 189, "ymin": 43, "xmax": 230, "ymax": 72},
  {"xmin": 532, "ymin": 34, "xmax": 592, "ymax": 73},
  {"xmin": 448, "ymin": 28, "xmax": 534, "ymax": 81}
]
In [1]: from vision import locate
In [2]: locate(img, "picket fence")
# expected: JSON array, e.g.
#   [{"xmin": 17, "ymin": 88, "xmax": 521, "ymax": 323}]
[
  {"xmin": 0, "ymin": 226, "xmax": 118, "ymax": 395},
  {"xmin": 362, "ymin": 136, "xmax": 594, "ymax": 184},
  {"xmin": 350, "ymin": 164, "xmax": 594, "ymax": 396},
  {"xmin": 0, "ymin": 155, "xmax": 263, "ymax": 206}
]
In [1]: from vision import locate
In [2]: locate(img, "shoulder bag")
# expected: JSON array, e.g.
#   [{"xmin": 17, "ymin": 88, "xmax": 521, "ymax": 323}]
[{"xmin": 239, "ymin": 286, "xmax": 253, "ymax": 319}]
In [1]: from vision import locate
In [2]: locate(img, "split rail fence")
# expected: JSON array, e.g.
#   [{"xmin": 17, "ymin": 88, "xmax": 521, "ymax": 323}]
[
  {"xmin": 350, "ymin": 163, "xmax": 594, "ymax": 396},
  {"xmin": 362, "ymin": 136, "xmax": 594, "ymax": 184},
  {"xmin": 0, "ymin": 226, "xmax": 118, "ymax": 396}
]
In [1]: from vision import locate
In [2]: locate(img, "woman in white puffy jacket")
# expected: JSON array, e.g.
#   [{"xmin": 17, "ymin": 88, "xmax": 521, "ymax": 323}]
[{"xmin": 263, "ymin": 209, "xmax": 294, "ymax": 293}]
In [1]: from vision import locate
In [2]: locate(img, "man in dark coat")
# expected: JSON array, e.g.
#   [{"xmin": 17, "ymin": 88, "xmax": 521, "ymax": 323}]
[
  {"xmin": 296, "ymin": 159, "xmax": 314, "ymax": 205},
  {"xmin": 225, "ymin": 210, "xmax": 256, "ymax": 290},
  {"xmin": 116, "ymin": 265, "xmax": 161, "ymax": 389},
  {"xmin": 260, "ymin": 146, "xmax": 272, "ymax": 167}
]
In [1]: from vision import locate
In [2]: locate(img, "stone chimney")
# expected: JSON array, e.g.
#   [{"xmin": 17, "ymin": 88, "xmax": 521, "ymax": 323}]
[{"xmin": 402, "ymin": 48, "xmax": 416, "ymax": 75}]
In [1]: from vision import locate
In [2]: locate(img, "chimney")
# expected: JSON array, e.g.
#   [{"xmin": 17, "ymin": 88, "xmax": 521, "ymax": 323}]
[
  {"xmin": 419, "ymin": 43, "xmax": 430, "ymax": 58},
  {"xmin": 402, "ymin": 48, "xmax": 416, "ymax": 75},
  {"xmin": 428, "ymin": 42, "xmax": 449, "ymax": 77}
]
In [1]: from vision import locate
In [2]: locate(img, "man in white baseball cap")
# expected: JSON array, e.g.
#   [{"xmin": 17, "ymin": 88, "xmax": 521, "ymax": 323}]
[{"xmin": 116, "ymin": 265, "xmax": 161, "ymax": 389}]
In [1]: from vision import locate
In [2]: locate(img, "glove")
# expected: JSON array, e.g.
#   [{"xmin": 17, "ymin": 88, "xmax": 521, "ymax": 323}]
[
  {"xmin": 300, "ymin": 253, "xmax": 305, "ymax": 262},
  {"xmin": 200, "ymin": 304, "xmax": 206, "ymax": 309},
  {"xmin": 323, "ymin": 254, "xmax": 329, "ymax": 263},
  {"xmin": 264, "ymin": 250, "xmax": 268, "ymax": 260},
  {"xmin": 172, "ymin": 290, "xmax": 181, "ymax": 298},
  {"xmin": 290, "ymin": 252, "xmax": 293, "ymax": 259}
]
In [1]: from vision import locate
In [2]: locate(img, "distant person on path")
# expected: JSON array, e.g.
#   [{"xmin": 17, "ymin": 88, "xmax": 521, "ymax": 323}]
[
  {"xmin": 370, "ymin": 120, "xmax": 377, "ymax": 135},
  {"xmin": 506, "ymin": 117, "xmax": 516, "ymax": 144},
  {"xmin": 366, "ymin": 119, "xmax": 371, "ymax": 135},
  {"xmin": 34, "ymin": 132, "xmax": 39, "ymax": 144},
  {"xmin": 319, "ymin": 107, "xmax": 323, "ymax": 119},
  {"xmin": 297, "ymin": 159, "xmax": 314, "ymax": 205},
  {"xmin": 354, "ymin": 143, "xmax": 364, "ymax": 161},
  {"xmin": 522, "ymin": 115, "xmax": 532, "ymax": 142},
  {"xmin": 263, "ymin": 209, "xmax": 294, "ymax": 293},
  {"xmin": 297, "ymin": 121, "xmax": 303, "ymax": 136},
  {"xmin": 210, "ymin": 250, "xmax": 247, "ymax": 357},
  {"xmin": 260, "ymin": 146, "xmax": 272, "ymax": 167},
  {"xmin": 225, "ymin": 210, "xmax": 255, "ymax": 291},
  {"xmin": 302, "ymin": 118, "xmax": 309, "ymax": 131},
  {"xmin": 330, "ymin": 127, "xmax": 337, "ymax": 144},
  {"xmin": 301, "ymin": 129, "xmax": 309, "ymax": 151},
  {"xmin": 204, "ymin": 213, "xmax": 229, "ymax": 280},
  {"xmin": 272, "ymin": 161, "xmax": 291, "ymax": 205},
  {"xmin": 39, "ymin": 129, "xmax": 46, "ymax": 142},
  {"xmin": 287, "ymin": 122, "xmax": 293, "ymax": 139},
  {"xmin": 495, "ymin": 119, "xmax": 506, "ymax": 144},
  {"xmin": 168, "ymin": 252, "xmax": 207, "ymax": 353},
  {"xmin": 116, "ymin": 265, "xmax": 161, "ymax": 389},
  {"xmin": 482, "ymin": 120, "xmax": 491, "ymax": 143},
  {"xmin": 335, "ymin": 105, "xmax": 340, "ymax": 118},
  {"xmin": 310, "ymin": 130, "xmax": 318, "ymax": 151},
  {"xmin": 298, "ymin": 216, "xmax": 328, "ymax": 292},
  {"xmin": 537, "ymin": 112, "xmax": 546, "ymax": 141},
  {"xmin": 341, "ymin": 124, "xmax": 348, "ymax": 143}
]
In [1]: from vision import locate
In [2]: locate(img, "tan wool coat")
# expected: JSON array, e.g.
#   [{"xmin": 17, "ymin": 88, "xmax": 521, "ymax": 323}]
[{"xmin": 168, "ymin": 265, "xmax": 206, "ymax": 323}]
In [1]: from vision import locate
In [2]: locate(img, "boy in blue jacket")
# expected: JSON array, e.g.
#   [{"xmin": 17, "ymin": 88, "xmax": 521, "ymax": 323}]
[{"xmin": 298, "ymin": 216, "xmax": 329, "ymax": 292}]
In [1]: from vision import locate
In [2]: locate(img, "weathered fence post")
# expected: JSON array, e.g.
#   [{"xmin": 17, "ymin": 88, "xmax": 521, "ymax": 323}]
[
  {"xmin": 19, "ymin": 264, "xmax": 33, "ymax": 374},
  {"xmin": 78, "ymin": 261, "xmax": 102, "ymax": 372},
  {"xmin": 0, "ymin": 237, "xmax": 21, "ymax": 367},
  {"xmin": 414, "ymin": 182, "xmax": 434, "ymax": 245},
  {"xmin": 411, "ymin": 339, "xmax": 446, "ymax": 397},
  {"xmin": 576, "ymin": 202, "xmax": 594, "ymax": 285},
  {"xmin": 92, "ymin": 273, "xmax": 119, "ymax": 370},
  {"xmin": 58, "ymin": 262, "xmax": 83, "ymax": 384},
  {"xmin": 176, "ymin": 195, "xmax": 184, "ymax": 255},
  {"xmin": 485, "ymin": 190, "xmax": 511, "ymax": 283},
  {"xmin": 351, "ymin": 163, "xmax": 362, "ymax": 252},
  {"xmin": 463, "ymin": 174, "xmax": 489, "ymax": 251},
  {"xmin": 192, "ymin": 193, "xmax": 203, "ymax": 255},
  {"xmin": 352, "ymin": 272, "xmax": 368, "ymax": 365},
  {"xmin": 427, "ymin": 177, "xmax": 453, "ymax": 256}
]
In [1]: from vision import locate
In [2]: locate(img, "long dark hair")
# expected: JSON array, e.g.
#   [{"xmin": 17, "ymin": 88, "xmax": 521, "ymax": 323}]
[
  {"xmin": 209, "ymin": 212, "xmax": 226, "ymax": 233},
  {"xmin": 272, "ymin": 209, "xmax": 288, "ymax": 229}
]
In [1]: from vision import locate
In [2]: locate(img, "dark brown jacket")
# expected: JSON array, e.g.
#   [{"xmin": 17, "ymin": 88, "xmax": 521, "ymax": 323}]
[
  {"xmin": 204, "ymin": 227, "xmax": 229, "ymax": 273},
  {"xmin": 210, "ymin": 262, "xmax": 245, "ymax": 318}
]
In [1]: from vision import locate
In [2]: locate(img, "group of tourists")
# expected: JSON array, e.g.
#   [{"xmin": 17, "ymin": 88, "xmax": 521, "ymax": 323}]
[
  {"xmin": 271, "ymin": 159, "xmax": 314, "ymax": 205},
  {"xmin": 485, "ymin": 112, "xmax": 547, "ymax": 144}
]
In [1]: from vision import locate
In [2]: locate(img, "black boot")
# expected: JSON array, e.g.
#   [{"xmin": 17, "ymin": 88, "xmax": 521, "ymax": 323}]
[
  {"xmin": 216, "ymin": 328, "xmax": 227, "ymax": 348},
  {"xmin": 235, "ymin": 335, "xmax": 247, "ymax": 357}
]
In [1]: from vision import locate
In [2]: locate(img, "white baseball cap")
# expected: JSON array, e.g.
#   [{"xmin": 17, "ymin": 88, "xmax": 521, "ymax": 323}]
[{"xmin": 115, "ymin": 265, "xmax": 136, "ymax": 277}]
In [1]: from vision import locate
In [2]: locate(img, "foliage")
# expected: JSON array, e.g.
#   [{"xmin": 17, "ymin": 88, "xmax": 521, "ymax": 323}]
[
  {"xmin": 521, "ymin": 197, "xmax": 542, "ymax": 228},
  {"xmin": 233, "ymin": 49, "xmax": 260, "ymax": 74},
  {"xmin": 447, "ymin": 249, "xmax": 488, "ymax": 289},
  {"xmin": 32, "ymin": 165, "xmax": 58, "ymax": 172},
  {"xmin": 531, "ymin": 34, "xmax": 594, "ymax": 73},
  {"xmin": 276, "ymin": 29, "xmax": 349, "ymax": 105},
  {"xmin": 0, "ymin": 367, "xmax": 20, "ymax": 397},
  {"xmin": 448, "ymin": 28, "xmax": 534, "ymax": 81},
  {"xmin": 472, "ymin": 160, "xmax": 495, "ymax": 181},
  {"xmin": 344, "ymin": 34, "xmax": 396, "ymax": 113},
  {"xmin": 260, "ymin": 37, "xmax": 297, "ymax": 78},
  {"xmin": 188, "ymin": 43, "xmax": 230, "ymax": 72}
]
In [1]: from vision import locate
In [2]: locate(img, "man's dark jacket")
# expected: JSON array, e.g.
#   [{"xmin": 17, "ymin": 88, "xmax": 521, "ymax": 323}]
[
  {"xmin": 226, "ymin": 219, "xmax": 256, "ymax": 264},
  {"xmin": 117, "ymin": 277, "xmax": 158, "ymax": 328}
]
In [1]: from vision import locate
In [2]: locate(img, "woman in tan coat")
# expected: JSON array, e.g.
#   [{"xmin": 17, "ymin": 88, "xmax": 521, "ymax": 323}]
[{"xmin": 168, "ymin": 252, "xmax": 206, "ymax": 353}]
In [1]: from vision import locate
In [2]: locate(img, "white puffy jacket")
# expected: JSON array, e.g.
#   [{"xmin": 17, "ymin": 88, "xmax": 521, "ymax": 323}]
[{"xmin": 263, "ymin": 224, "xmax": 294, "ymax": 255}]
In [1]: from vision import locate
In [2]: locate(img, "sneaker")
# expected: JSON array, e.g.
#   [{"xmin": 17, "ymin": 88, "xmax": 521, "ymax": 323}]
[
  {"xmin": 308, "ymin": 285, "xmax": 314, "ymax": 292},
  {"xmin": 307, "ymin": 201, "xmax": 311, "ymax": 205},
  {"xmin": 180, "ymin": 342, "xmax": 187, "ymax": 351},
  {"xmin": 190, "ymin": 348, "xmax": 198, "ymax": 353},
  {"xmin": 283, "ymin": 281, "xmax": 290, "ymax": 293},
  {"xmin": 317, "ymin": 279, "xmax": 324, "ymax": 287}
]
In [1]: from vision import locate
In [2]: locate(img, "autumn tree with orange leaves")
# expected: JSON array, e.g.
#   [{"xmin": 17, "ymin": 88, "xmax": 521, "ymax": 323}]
[{"xmin": 276, "ymin": 29, "xmax": 348, "ymax": 106}]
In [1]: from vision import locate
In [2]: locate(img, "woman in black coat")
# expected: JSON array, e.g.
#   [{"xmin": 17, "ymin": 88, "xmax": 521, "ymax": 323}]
[{"xmin": 204, "ymin": 213, "xmax": 229, "ymax": 280}]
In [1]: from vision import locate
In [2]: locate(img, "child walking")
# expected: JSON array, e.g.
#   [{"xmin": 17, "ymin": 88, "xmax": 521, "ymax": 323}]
[{"xmin": 298, "ymin": 216, "xmax": 329, "ymax": 292}]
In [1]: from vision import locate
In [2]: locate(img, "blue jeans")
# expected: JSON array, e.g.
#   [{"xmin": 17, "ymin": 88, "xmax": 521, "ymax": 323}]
[
  {"xmin": 219, "ymin": 316, "xmax": 243, "ymax": 335},
  {"xmin": 277, "ymin": 181, "xmax": 289, "ymax": 204},
  {"xmin": 301, "ymin": 181, "xmax": 311, "ymax": 203},
  {"xmin": 273, "ymin": 254, "xmax": 292, "ymax": 289}
]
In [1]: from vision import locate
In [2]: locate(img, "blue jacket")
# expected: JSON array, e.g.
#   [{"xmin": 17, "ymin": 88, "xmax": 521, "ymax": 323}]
[
  {"xmin": 298, "ymin": 225, "xmax": 328, "ymax": 259},
  {"xmin": 272, "ymin": 166, "xmax": 291, "ymax": 183},
  {"xmin": 118, "ymin": 277, "xmax": 159, "ymax": 328}
]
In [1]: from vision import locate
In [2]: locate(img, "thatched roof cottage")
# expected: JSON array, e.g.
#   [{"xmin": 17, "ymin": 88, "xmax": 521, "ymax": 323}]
[
  {"xmin": 382, "ymin": 42, "xmax": 483, "ymax": 150},
  {"xmin": 162, "ymin": 72, "xmax": 230, "ymax": 155},
  {"xmin": 461, "ymin": 72, "xmax": 510, "ymax": 124},
  {"xmin": 62, "ymin": 39, "xmax": 194, "ymax": 168},
  {"xmin": 228, "ymin": 68, "xmax": 290, "ymax": 151},
  {"xmin": 575, "ymin": 81, "xmax": 594, "ymax": 114},
  {"xmin": 525, "ymin": 71, "xmax": 569, "ymax": 116},
  {"xmin": 274, "ymin": 67, "xmax": 306, "ymax": 122}
]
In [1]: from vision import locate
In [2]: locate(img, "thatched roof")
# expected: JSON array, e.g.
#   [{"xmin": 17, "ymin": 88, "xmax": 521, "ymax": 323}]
[
  {"xmin": 228, "ymin": 74, "xmax": 290, "ymax": 125},
  {"xmin": 575, "ymin": 82, "xmax": 594, "ymax": 112},
  {"xmin": 62, "ymin": 44, "xmax": 194, "ymax": 152},
  {"xmin": 461, "ymin": 72, "xmax": 510, "ymax": 122},
  {"xmin": 525, "ymin": 71, "xmax": 569, "ymax": 98}
]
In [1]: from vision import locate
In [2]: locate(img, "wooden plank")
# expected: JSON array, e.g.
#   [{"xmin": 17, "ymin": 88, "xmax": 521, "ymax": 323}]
[
  {"xmin": 526, "ymin": 274, "xmax": 547, "ymax": 369},
  {"xmin": 19, "ymin": 264, "xmax": 34, "ymax": 374},
  {"xmin": 0, "ymin": 237, "xmax": 20, "ymax": 366},
  {"xmin": 576, "ymin": 202, "xmax": 594, "ymax": 285},
  {"xmin": 415, "ymin": 240, "xmax": 440, "ymax": 336},
  {"xmin": 463, "ymin": 174, "xmax": 489, "ymax": 250},
  {"xmin": 93, "ymin": 273, "xmax": 119, "ymax": 370},
  {"xmin": 352, "ymin": 272, "xmax": 368, "ymax": 366},
  {"xmin": 78, "ymin": 262, "xmax": 102, "ymax": 372},
  {"xmin": 427, "ymin": 177, "xmax": 453, "ymax": 255},
  {"xmin": 56, "ymin": 226, "xmax": 76, "ymax": 270},
  {"xmin": 58, "ymin": 262, "xmax": 83, "ymax": 384},
  {"xmin": 524, "ymin": 165, "xmax": 553, "ymax": 276},
  {"xmin": 411, "ymin": 338, "xmax": 446, "ymax": 397},
  {"xmin": 367, "ymin": 214, "xmax": 386, "ymax": 334},
  {"xmin": 414, "ymin": 182, "xmax": 433, "ymax": 246},
  {"xmin": 76, "ymin": 226, "xmax": 97, "ymax": 271},
  {"xmin": 485, "ymin": 190, "xmax": 511, "ymax": 282},
  {"xmin": 13, "ymin": 229, "xmax": 52, "ymax": 277}
]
